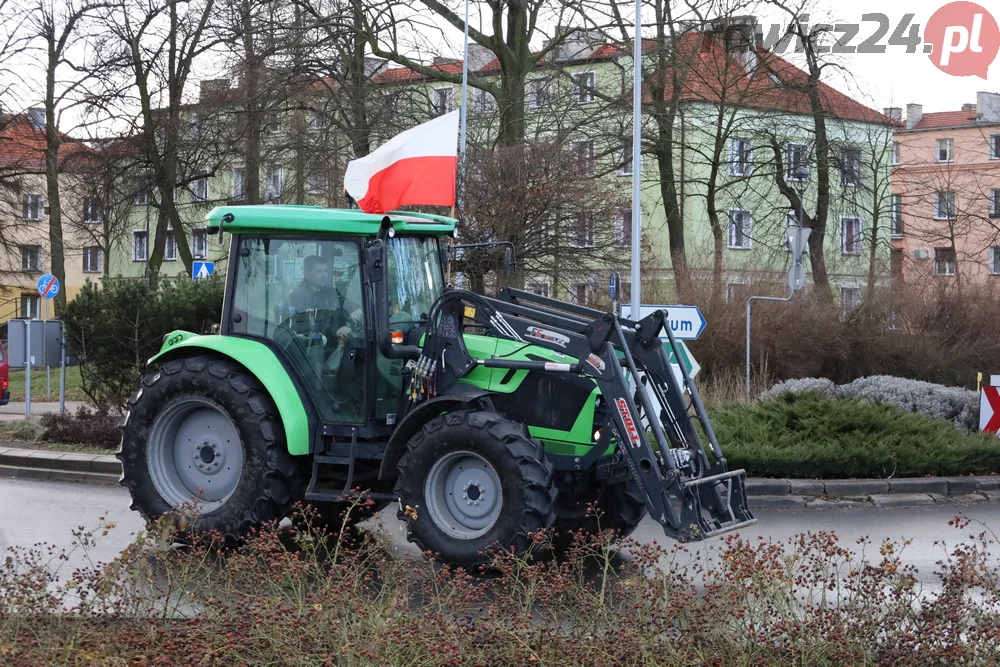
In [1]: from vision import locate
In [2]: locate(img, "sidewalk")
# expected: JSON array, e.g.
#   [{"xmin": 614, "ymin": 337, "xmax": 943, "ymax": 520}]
[{"xmin": 0, "ymin": 401, "xmax": 88, "ymax": 420}]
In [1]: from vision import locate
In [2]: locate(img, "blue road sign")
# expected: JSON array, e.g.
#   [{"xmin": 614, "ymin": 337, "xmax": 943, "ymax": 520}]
[
  {"xmin": 37, "ymin": 273, "xmax": 59, "ymax": 299},
  {"xmin": 619, "ymin": 304, "xmax": 707, "ymax": 340},
  {"xmin": 609, "ymin": 271, "xmax": 620, "ymax": 300},
  {"xmin": 192, "ymin": 261, "xmax": 215, "ymax": 280}
]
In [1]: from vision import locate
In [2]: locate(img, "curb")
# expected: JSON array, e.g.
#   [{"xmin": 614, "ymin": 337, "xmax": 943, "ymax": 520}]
[{"xmin": 2, "ymin": 447, "xmax": 999, "ymax": 504}]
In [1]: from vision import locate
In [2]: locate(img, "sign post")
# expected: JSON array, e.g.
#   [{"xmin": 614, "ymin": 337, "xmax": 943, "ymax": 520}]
[{"xmin": 37, "ymin": 273, "xmax": 59, "ymax": 402}]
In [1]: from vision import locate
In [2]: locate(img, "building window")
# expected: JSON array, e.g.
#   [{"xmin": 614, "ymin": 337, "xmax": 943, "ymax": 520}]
[
  {"xmin": 890, "ymin": 195, "xmax": 903, "ymax": 236},
  {"xmin": 473, "ymin": 87, "xmax": 496, "ymax": 112},
  {"xmin": 726, "ymin": 280, "xmax": 750, "ymax": 304},
  {"xmin": 191, "ymin": 177, "xmax": 208, "ymax": 202},
  {"xmin": 527, "ymin": 78, "xmax": 550, "ymax": 108},
  {"xmin": 729, "ymin": 137, "xmax": 752, "ymax": 176},
  {"xmin": 526, "ymin": 281, "xmax": 550, "ymax": 297},
  {"xmin": 840, "ymin": 216, "xmax": 862, "ymax": 255},
  {"xmin": 231, "ymin": 167, "xmax": 246, "ymax": 202},
  {"xmin": 20, "ymin": 295, "xmax": 38, "ymax": 319},
  {"xmin": 308, "ymin": 110, "xmax": 328, "ymax": 130},
  {"xmin": 192, "ymin": 228, "xmax": 207, "ymax": 259},
  {"xmin": 840, "ymin": 287, "xmax": 862, "ymax": 318},
  {"xmin": 840, "ymin": 147, "xmax": 861, "ymax": 187},
  {"xmin": 936, "ymin": 138, "xmax": 953, "ymax": 162},
  {"xmin": 569, "ymin": 213, "xmax": 594, "ymax": 248},
  {"xmin": 571, "ymin": 71, "xmax": 595, "ymax": 104},
  {"xmin": 617, "ymin": 141, "xmax": 633, "ymax": 176},
  {"xmin": 991, "ymin": 189, "xmax": 1000, "ymax": 218},
  {"xmin": 431, "ymin": 87, "xmax": 453, "ymax": 117},
  {"xmin": 892, "ymin": 141, "xmax": 901, "ymax": 165},
  {"xmin": 22, "ymin": 194, "xmax": 42, "ymax": 220},
  {"xmin": 164, "ymin": 230, "xmax": 178, "ymax": 261},
  {"xmin": 934, "ymin": 247, "xmax": 956, "ymax": 276},
  {"xmin": 727, "ymin": 209, "xmax": 752, "ymax": 248},
  {"xmin": 133, "ymin": 231, "xmax": 148, "ymax": 262},
  {"xmin": 306, "ymin": 171, "xmax": 328, "ymax": 195},
  {"xmin": 264, "ymin": 112, "xmax": 280, "ymax": 134},
  {"xmin": 991, "ymin": 134, "xmax": 1000, "ymax": 160},
  {"xmin": 83, "ymin": 196, "xmax": 101, "ymax": 224},
  {"xmin": 570, "ymin": 282, "xmax": 589, "ymax": 305},
  {"xmin": 572, "ymin": 139, "xmax": 595, "ymax": 177},
  {"xmin": 263, "ymin": 164, "xmax": 283, "ymax": 203},
  {"xmin": 83, "ymin": 246, "xmax": 102, "ymax": 273},
  {"xmin": 935, "ymin": 190, "xmax": 956, "ymax": 219},
  {"xmin": 20, "ymin": 245, "xmax": 41, "ymax": 271},
  {"xmin": 134, "ymin": 170, "xmax": 152, "ymax": 205},
  {"xmin": 991, "ymin": 247, "xmax": 1000, "ymax": 275},
  {"xmin": 786, "ymin": 143, "xmax": 809, "ymax": 180},
  {"xmin": 615, "ymin": 208, "xmax": 632, "ymax": 248}
]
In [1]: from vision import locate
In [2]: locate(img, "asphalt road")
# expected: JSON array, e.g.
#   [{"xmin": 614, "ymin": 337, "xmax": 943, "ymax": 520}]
[{"xmin": 2, "ymin": 477, "xmax": 998, "ymax": 594}]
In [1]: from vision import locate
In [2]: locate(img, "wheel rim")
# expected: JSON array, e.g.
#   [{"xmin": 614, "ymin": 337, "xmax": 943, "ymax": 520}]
[
  {"xmin": 146, "ymin": 397, "xmax": 244, "ymax": 514},
  {"xmin": 424, "ymin": 450, "xmax": 503, "ymax": 540}
]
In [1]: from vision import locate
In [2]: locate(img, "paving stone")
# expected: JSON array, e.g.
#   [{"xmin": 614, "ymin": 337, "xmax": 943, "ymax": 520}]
[
  {"xmin": 974, "ymin": 477, "xmax": 1000, "ymax": 492},
  {"xmin": 871, "ymin": 493, "xmax": 935, "ymax": 507},
  {"xmin": 82, "ymin": 472, "xmax": 119, "ymax": 486},
  {"xmin": 981, "ymin": 491, "xmax": 1000, "ymax": 502},
  {"xmin": 91, "ymin": 456, "xmax": 121, "ymax": 475},
  {"xmin": 789, "ymin": 479, "xmax": 825, "ymax": 496},
  {"xmin": 948, "ymin": 493, "xmax": 985, "ymax": 504},
  {"xmin": 15, "ymin": 467, "xmax": 51, "ymax": 481},
  {"xmin": 0, "ymin": 449, "xmax": 37, "ymax": 468},
  {"xmin": 0, "ymin": 464, "xmax": 20, "ymax": 478},
  {"xmin": 944, "ymin": 477, "xmax": 982, "ymax": 496},
  {"xmin": 751, "ymin": 495, "xmax": 806, "ymax": 509},
  {"xmin": 50, "ymin": 452, "xmax": 100, "ymax": 472},
  {"xmin": 745, "ymin": 479, "xmax": 791, "ymax": 496},
  {"xmin": 805, "ymin": 498, "xmax": 868, "ymax": 509},
  {"xmin": 823, "ymin": 480, "xmax": 889, "ymax": 497},
  {"xmin": 48, "ymin": 469, "xmax": 87, "ymax": 484},
  {"xmin": 888, "ymin": 478, "xmax": 949, "ymax": 495}
]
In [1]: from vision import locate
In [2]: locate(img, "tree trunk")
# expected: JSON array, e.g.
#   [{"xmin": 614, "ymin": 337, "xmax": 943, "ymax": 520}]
[{"xmin": 44, "ymin": 34, "xmax": 65, "ymax": 315}]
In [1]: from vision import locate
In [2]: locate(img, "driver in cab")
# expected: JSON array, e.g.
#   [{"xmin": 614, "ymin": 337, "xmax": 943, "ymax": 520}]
[{"xmin": 288, "ymin": 255, "xmax": 354, "ymax": 345}]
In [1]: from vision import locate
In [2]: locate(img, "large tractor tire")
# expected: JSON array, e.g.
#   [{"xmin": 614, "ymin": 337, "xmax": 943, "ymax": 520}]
[
  {"xmin": 395, "ymin": 410, "xmax": 556, "ymax": 568},
  {"xmin": 118, "ymin": 355, "xmax": 303, "ymax": 545},
  {"xmin": 300, "ymin": 499, "xmax": 390, "ymax": 535},
  {"xmin": 554, "ymin": 478, "xmax": 646, "ymax": 546}
]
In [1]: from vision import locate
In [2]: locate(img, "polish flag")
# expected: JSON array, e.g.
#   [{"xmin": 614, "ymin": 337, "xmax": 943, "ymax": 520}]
[{"xmin": 344, "ymin": 110, "xmax": 459, "ymax": 214}]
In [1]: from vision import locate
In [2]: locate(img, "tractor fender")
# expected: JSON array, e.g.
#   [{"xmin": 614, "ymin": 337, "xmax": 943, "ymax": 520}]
[
  {"xmin": 378, "ymin": 386, "xmax": 494, "ymax": 481},
  {"xmin": 148, "ymin": 331, "xmax": 311, "ymax": 456}
]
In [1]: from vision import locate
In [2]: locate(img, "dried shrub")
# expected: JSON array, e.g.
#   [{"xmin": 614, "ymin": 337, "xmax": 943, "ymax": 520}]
[{"xmin": 39, "ymin": 404, "xmax": 119, "ymax": 449}]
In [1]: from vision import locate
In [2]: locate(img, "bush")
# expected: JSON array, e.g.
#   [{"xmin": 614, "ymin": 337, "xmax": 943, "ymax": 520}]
[
  {"xmin": 39, "ymin": 405, "xmax": 120, "ymax": 449},
  {"xmin": 62, "ymin": 277, "xmax": 224, "ymax": 407},
  {"xmin": 1, "ymin": 418, "xmax": 44, "ymax": 443},
  {"xmin": 3, "ymin": 506, "xmax": 1000, "ymax": 665},
  {"xmin": 710, "ymin": 391, "xmax": 1000, "ymax": 478}
]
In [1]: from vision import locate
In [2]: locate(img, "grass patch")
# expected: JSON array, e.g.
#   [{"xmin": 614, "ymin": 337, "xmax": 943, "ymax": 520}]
[
  {"xmin": 711, "ymin": 391, "xmax": 1000, "ymax": 479},
  {"xmin": 7, "ymin": 366, "xmax": 88, "ymax": 402}
]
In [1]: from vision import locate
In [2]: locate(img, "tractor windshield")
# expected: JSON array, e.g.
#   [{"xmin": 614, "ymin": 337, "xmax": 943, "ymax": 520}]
[{"xmin": 385, "ymin": 236, "xmax": 443, "ymax": 330}]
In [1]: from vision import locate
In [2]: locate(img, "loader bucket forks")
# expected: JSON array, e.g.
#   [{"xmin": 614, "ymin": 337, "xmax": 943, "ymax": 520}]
[{"xmin": 415, "ymin": 286, "xmax": 756, "ymax": 542}]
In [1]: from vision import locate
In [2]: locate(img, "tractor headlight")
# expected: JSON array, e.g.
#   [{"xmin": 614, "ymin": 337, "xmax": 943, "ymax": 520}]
[{"xmin": 593, "ymin": 429, "xmax": 602, "ymax": 442}]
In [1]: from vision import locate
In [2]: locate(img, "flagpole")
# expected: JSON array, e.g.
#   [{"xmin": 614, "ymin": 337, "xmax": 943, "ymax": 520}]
[
  {"xmin": 630, "ymin": 0, "xmax": 642, "ymax": 320},
  {"xmin": 458, "ymin": 0, "xmax": 470, "ymax": 208}
]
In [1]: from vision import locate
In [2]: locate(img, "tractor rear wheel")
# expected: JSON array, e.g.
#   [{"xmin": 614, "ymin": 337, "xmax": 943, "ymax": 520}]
[
  {"xmin": 118, "ymin": 355, "xmax": 303, "ymax": 545},
  {"xmin": 395, "ymin": 410, "xmax": 556, "ymax": 568}
]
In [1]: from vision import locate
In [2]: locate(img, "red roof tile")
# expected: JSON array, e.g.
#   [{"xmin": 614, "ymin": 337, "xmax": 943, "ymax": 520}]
[
  {"xmin": 0, "ymin": 114, "xmax": 87, "ymax": 170},
  {"xmin": 909, "ymin": 110, "xmax": 980, "ymax": 130}
]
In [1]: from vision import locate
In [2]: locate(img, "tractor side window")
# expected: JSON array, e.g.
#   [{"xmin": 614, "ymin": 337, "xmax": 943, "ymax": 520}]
[
  {"xmin": 229, "ymin": 236, "xmax": 367, "ymax": 424},
  {"xmin": 385, "ymin": 236, "xmax": 444, "ymax": 329}
]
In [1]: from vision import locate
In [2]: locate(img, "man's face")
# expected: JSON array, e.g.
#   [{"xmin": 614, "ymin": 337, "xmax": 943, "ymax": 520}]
[{"xmin": 305, "ymin": 261, "xmax": 330, "ymax": 290}]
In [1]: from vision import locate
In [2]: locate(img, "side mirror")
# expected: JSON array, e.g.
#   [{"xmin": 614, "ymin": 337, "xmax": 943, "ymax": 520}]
[
  {"xmin": 364, "ymin": 240, "xmax": 385, "ymax": 283},
  {"xmin": 504, "ymin": 246, "xmax": 517, "ymax": 278}
]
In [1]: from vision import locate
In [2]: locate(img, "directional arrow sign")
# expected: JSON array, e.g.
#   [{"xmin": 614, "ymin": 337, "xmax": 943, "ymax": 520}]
[
  {"xmin": 619, "ymin": 304, "xmax": 707, "ymax": 340},
  {"xmin": 667, "ymin": 340, "xmax": 701, "ymax": 386},
  {"xmin": 192, "ymin": 261, "xmax": 215, "ymax": 280}
]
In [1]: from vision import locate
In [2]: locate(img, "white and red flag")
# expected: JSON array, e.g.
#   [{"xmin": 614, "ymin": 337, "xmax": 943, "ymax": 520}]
[{"xmin": 344, "ymin": 110, "xmax": 459, "ymax": 214}]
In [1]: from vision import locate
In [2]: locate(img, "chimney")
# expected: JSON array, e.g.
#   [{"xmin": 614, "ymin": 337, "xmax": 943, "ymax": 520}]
[
  {"xmin": 199, "ymin": 78, "xmax": 230, "ymax": 102},
  {"xmin": 905, "ymin": 103, "xmax": 923, "ymax": 129},
  {"xmin": 962, "ymin": 102, "xmax": 977, "ymax": 112},
  {"xmin": 27, "ymin": 107, "xmax": 44, "ymax": 130},
  {"xmin": 884, "ymin": 107, "xmax": 903, "ymax": 122},
  {"xmin": 978, "ymin": 91, "xmax": 1000, "ymax": 123},
  {"xmin": 467, "ymin": 44, "xmax": 494, "ymax": 71}
]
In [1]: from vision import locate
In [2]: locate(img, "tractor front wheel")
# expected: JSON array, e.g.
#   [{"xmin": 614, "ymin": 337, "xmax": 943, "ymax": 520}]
[
  {"xmin": 395, "ymin": 410, "xmax": 556, "ymax": 568},
  {"xmin": 554, "ymin": 478, "xmax": 647, "ymax": 547},
  {"xmin": 118, "ymin": 355, "xmax": 303, "ymax": 545}
]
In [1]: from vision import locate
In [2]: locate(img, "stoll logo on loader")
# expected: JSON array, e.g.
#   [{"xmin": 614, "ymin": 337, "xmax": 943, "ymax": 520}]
[
  {"xmin": 525, "ymin": 326, "xmax": 570, "ymax": 348},
  {"xmin": 615, "ymin": 398, "xmax": 642, "ymax": 449}
]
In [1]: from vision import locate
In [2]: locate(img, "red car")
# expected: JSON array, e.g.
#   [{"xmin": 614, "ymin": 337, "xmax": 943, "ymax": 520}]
[{"xmin": 0, "ymin": 340, "xmax": 9, "ymax": 405}]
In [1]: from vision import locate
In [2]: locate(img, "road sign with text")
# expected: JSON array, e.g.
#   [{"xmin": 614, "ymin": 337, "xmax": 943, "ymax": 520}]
[{"xmin": 619, "ymin": 304, "xmax": 707, "ymax": 340}]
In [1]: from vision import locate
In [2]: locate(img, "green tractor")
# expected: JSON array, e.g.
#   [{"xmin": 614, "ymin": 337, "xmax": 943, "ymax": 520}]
[{"xmin": 118, "ymin": 205, "xmax": 754, "ymax": 566}]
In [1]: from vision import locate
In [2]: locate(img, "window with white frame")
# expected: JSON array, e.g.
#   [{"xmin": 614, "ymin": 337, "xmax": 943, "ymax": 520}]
[
  {"xmin": 263, "ymin": 164, "xmax": 283, "ymax": 203},
  {"xmin": 892, "ymin": 141, "xmax": 901, "ymax": 165},
  {"xmin": 83, "ymin": 246, "xmax": 102, "ymax": 273},
  {"xmin": 308, "ymin": 110, "xmax": 328, "ymax": 129},
  {"xmin": 231, "ymin": 166, "xmax": 246, "ymax": 202},
  {"xmin": 20, "ymin": 245, "xmax": 41, "ymax": 271},
  {"xmin": 22, "ymin": 194, "xmax": 42, "ymax": 220},
  {"xmin": 840, "ymin": 287, "xmax": 862, "ymax": 317},
  {"xmin": 991, "ymin": 189, "xmax": 1000, "ymax": 217},
  {"xmin": 890, "ymin": 194, "xmax": 903, "ymax": 236},
  {"xmin": 164, "ymin": 230, "xmax": 178, "ymax": 261},
  {"xmin": 617, "ymin": 140, "xmax": 633, "ymax": 176},
  {"xmin": 264, "ymin": 112, "xmax": 281, "ymax": 134},
  {"xmin": 991, "ymin": 134, "xmax": 1000, "ymax": 160},
  {"xmin": 132, "ymin": 231, "xmax": 148, "ymax": 262},
  {"xmin": 83, "ymin": 196, "xmax": 101, "ymax": 223},
  {"xmin": 840, "ymin": 216, "xmax": 862, "ymax": 255},
  {"xmin": 991, "ymin": 247, "xmax": 1000, "ymax": 275},
  {"xmin": 572, "ymin": 139, "xmax": 595, "ymax": 176},
  {"xmin": 306, "ymin": 170, "xmax": 328, "ymax": 195},
  {"xmin": 935, "ymin": 190, "xmax": 956, "ymax": 219},
  {"xmin": 729, "ymin": 137, "xmax": 752, "ymax": 176},
  {"xmin": 614, "ymin": 207, "xmax": 632, "ymax": 248},
  {"xmin": 473, "ymin": 87, "xmax": 496, "ymax": 112},
  {"xmin": 936, "ymin": 138, "xmax": 953, "ymax": 162},
  {"xmin": 527, "ymin": 78, "xmax": 550, "ymax": 108},
  {"xmin": 526, "ymin": 281, "xmax": 550, "ymax": 297},
  {"xmin": 191, "ymin": 176, "xmax": 208, "ymax": 202},
  {"xmin": 134, "ymin": 171, "xmax": 152, "ymax": 205},
  {"xmin": 192, "ymin": 227, "xmax": 208, "ymax": 259},
  {"xmin": 934, "ymin": 247, "xmax": 956, "ymax": 275},
  {"xmin": 431, "ymin": 87, "xmax": 454, "ymax": 117},
  {"xmin": 840, "ymin": 147, "xmax": 861, "ymax": 187},
  {"xmin": 727, "ymin": 209, "xmax": 752, "ymax": 248},
  {"xmin": 20, "ymin": 295, "xmax": 38, "ymax": 319},
  {"xmin": 726, "ymin": 280, "xmax": 750, "ymax": 303},
  {"xmin": 786, "ymin": 143, "xmax": 809, "ymax": 180},
  {"xmin": 569, "ymin": 213, "xmax": 594, "ymax": 247},
  {"xmin": 570, "ymin": 282, "xmax": 589, "ymax": 305},
  {"xmin": 571, "ymin": 71, "xmax": 595, "ymax": 104}
]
